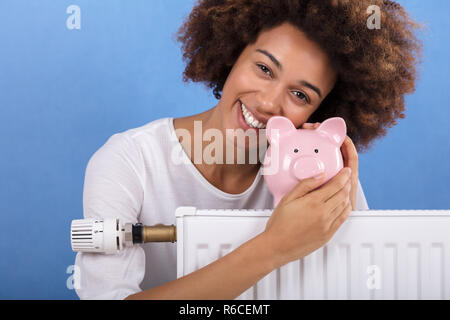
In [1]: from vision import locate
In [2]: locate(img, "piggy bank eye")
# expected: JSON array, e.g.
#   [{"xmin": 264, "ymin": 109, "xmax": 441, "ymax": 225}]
[
  {"xmin": 294, "ymin": 148, "xmax": 299, "ymax": 153},
  {"xmin": 314, "ymin": 149, "xmax": 319, "ymax": 153}
]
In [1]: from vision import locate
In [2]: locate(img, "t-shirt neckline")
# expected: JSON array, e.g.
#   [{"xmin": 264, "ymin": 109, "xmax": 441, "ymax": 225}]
[{"xmin": 167, "ymin": 117, "xmax": 263, "ymax": 199}]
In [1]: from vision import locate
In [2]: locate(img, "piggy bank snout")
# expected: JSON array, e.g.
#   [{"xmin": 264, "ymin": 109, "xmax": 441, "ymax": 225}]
[{"xmin": 292, "ymin": 156, "xmax": 325, "ymax": 180}]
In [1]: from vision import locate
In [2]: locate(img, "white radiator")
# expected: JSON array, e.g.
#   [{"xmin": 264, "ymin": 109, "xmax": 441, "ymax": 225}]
[{"xmin": 176, "ymin": 207, "xmax": 450, "ymax": 300}]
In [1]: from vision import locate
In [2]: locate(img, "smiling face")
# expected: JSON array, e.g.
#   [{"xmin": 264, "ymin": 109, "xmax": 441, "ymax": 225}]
[{"xmin": 217, "ymin": 22, "xmax": 338, "ymax": 148}]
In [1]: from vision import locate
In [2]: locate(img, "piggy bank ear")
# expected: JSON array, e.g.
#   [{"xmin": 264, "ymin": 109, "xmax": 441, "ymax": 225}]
[
  {"xmin": 316, "ymin": 117, "xmax": 347, "ymax": 146},
  {"xmin": 266, "ymin": 116, "xmax": 296, "ymax": 144}
]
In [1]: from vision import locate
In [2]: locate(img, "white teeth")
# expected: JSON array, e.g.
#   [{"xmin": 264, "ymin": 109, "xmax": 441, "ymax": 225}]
[{"xmin": 240, "ymin": 103, "xmax": 266, "ymax": 129}]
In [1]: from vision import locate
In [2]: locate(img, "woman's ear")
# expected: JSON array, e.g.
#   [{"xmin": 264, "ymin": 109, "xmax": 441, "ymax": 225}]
[
  {"xmin": 266, "ymin": 116, "xmax": 296, "ymax": 144},
  {"xmin": 316, "ymin": 117, "xmax": 347, "ymax": 146}
]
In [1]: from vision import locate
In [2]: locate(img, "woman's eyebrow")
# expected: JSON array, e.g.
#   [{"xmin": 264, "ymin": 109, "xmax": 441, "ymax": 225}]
[
  {"xmin": 299, "ymin": 80, "xmax": 322, "ymax": 99},
  {"xmin": 256, "ymin": 49, "xmax": 282, "ymax": 71},
  {"xmin": 255, "ymin": 48, "xmax": 323, "ymax": 99}
]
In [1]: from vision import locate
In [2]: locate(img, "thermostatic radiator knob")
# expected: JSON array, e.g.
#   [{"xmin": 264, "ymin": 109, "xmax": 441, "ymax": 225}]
[{"xmin": 70, "ymin": 218, "xmax": 176, "ymax": 254}]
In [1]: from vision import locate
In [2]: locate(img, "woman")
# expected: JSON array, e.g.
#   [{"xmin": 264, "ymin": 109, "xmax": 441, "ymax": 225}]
[{"xmin": 75, "ymin": 0, "xmax": 421, "ymax": 299}]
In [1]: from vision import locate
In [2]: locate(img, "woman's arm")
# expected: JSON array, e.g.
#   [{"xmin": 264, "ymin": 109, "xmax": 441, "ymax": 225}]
[
  {"xmin": 126, "ymin": 168, "xmax": 353, "ymax": 300},
  {"xmin": 125, "ymin": 232, "xmax": 275, "ymax": 300}
]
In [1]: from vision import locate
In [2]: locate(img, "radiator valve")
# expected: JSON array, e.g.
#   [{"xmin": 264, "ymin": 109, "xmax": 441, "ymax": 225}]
[{"xmin": 71, "ymin": 218, "xmax": 176, "ymax": 254}]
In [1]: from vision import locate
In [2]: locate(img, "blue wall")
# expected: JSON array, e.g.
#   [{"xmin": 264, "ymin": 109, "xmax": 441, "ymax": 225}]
[{"xmin": 0, "ymin": 0, "xmax": 448, "ymax": 299}]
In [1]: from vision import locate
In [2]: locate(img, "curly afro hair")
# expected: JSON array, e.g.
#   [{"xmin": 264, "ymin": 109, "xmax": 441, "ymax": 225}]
[{"xmin": 176, "ymin": 0, "xmax": 423, "ymax": 152}]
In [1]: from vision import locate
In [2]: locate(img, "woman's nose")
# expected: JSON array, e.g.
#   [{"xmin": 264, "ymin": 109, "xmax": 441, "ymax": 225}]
[{"xmin": 257, "ymin": 85, "xmax": 284, "ymax": 115}]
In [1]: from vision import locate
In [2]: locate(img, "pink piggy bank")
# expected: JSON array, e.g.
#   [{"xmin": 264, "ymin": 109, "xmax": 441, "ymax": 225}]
[{"xmin": 263, "ymin": 116, "xmax": 347, "ymax": 208}]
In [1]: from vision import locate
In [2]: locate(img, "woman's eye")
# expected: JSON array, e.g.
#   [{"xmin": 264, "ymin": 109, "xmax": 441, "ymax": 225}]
[
  {"xmin": 293, "ymin": 91, "xmax": 309, "ymax": 103},
  {"xmin": 257, "ymin": 64, "xmax": 272, "ymax": 76}
]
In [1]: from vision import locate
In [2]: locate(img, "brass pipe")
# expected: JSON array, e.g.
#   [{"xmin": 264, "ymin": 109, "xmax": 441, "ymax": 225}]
[{"xmin": 142, "ymin": 224, "xmax": 177, "ymax": 243}]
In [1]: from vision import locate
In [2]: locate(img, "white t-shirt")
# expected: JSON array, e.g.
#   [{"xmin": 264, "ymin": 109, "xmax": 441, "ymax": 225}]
[{"xmin": 74, "ymin": 117, "xmax": 369, "ymax": 300}]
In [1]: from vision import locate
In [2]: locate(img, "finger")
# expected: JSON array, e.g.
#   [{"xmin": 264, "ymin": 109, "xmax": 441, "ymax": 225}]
[
  {"xmin": 340, "ymin": 136, "xmax": 359, "ymax": 209},
  {"xmin": 326, "ymin": 195, "xmax": 350, "ymax": 229},
  {"xmin": 301, "ymin": 122, "xmax": 320, "ymax": 129},
  {"xmin": 307, "ymin": 167, "xmax": 352, "ymax": 203},
  {"xmin": 349, "ymin": 178, "xmax": 357, "ymax": 210},
  {"xmin": 324, "ymin": 178, "xmax": 351, "ymax": 215},
  {"xmin": 280, "ymin": 172, "xmax": 326, "ymax": 205},
  {"xmin": 328, "ymin": 201, "xmax": 352, "ymax": 235},
  {"xmin": 341, "ymin": 136, "xmax": 358, "ymax": 174}
]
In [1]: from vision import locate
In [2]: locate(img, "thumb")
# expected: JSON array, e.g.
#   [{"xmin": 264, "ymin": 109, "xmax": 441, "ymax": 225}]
[{"xmin": 280, "ymin": 172, "xmax": 326, "ymax": 205}]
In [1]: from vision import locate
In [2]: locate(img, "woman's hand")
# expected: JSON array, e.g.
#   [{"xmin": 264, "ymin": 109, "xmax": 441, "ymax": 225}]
[
  {"xmin": 264, "ymin": 167, "xmax": 353, "ymax": 268},
  {"xmin": 301, "ymin": 122, "xmax": 358, "ymax": 210}
]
